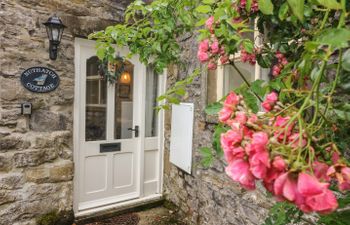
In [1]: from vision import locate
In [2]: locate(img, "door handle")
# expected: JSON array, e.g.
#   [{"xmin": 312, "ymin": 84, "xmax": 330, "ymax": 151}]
[{"xmin": 128, "ymin": 125, "xmax": 139, "ymax": 137}]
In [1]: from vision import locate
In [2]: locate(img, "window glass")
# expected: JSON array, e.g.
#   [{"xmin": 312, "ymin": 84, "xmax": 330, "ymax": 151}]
[
  {"xmin": 207, "ymin": 62, "xmax": 255, "ymax": 104},
  {"xmin": 145, "ymin": 67, "xmax": 159, "ymax": 137},
  {"xmin": 115, "ymin": 61, "xmax": 134, "ymax": 139},
  {"xmin": 85, "ymin": 56, "xmax": 107, "ymax": 141}
]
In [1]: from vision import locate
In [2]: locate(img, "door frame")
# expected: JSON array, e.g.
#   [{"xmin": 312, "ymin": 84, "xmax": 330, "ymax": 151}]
[{"xmin": 73, "ymin": 38, "xmax": 166, "ymax": 215}]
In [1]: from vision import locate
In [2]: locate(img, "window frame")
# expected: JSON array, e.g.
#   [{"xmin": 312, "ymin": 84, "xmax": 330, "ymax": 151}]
[{"xmin": 204, "ymin": 20, "xmax": 266, "ymax": 123}]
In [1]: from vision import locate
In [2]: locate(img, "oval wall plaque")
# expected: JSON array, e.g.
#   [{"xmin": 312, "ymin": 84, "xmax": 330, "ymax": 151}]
[{"xmin": 21, "ymin": 67, "xmax": 60, "ymax": 93}]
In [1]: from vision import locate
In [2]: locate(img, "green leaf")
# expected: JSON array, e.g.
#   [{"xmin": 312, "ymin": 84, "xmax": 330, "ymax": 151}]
[
  {"xmin": 251, "ymin": 79, "xmax": 268, "ymax": 98},
  {"xmin": 334, "ymin": 107, "xmax": 350, "ymax": 121},
  {"xmin": 199, "ymin": 147, "xmax": 214, "ymax": 168},
  {"xmin": 242, "ymin": 90, "xmax": 259, "ymax": 113},
  {"xmin": 195, "ymin": 18, "xmax": 207, "ymax": 27},
  {"xmin": 258, "ymin": 0, "xmax": 274, "ymax": 15},
  {"xmin": 316, "ymin": 0, "xmax": 342, "ymax": 10},
  {"xmin": 278, "ymin": 2, "xmax": 289, "ymax": 21},
  {"xmin": 287, "ymin": 0, "xmax": 304, "ymax": 22},
  {"xmin": 212, "ymin": 125, "xmax": 228, "ymax": 157},
  {"xmin": 317, "ymin": 28, "xmax": 350, "ymax": 48},
  {"xmin": 342, "ymin": 49, "xmax": 350, "ymax": 72},
  {"xmin": 175, "ymin": 88, "xmax": 186, "ymax": 96},
  {"xmin": 96, "ymin": 47, "xmax": 106, "ymax": 60},
  {"xmin": 205, "ymin": 102, "xmax": 223, "ymax": 115},
  {"xmin": 202, "ymin": 0, "xmax": 215, "ymax": 4},
  {"xmin": 257, "ymin": 53, "xmax": 273, "ymax": 68},
  {"xmin": 195, "ymin": 5, "xmax": 212, "ymax": 13},
  {"xmin": 242, "ymin": 40, "xmax": 254, "ymax": 53},
  {"xmin": 246, "ymin": 0, "xmax": 252, "ymax": 13}
]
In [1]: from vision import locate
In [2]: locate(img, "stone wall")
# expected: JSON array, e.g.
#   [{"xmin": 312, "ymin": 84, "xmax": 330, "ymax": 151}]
[
  {"xmin": 0, "ymin": 1, "xmax": 129, "ymax": 224},
  {"xmin": 162, "ymin": 35, "xmax": 272, "ymax": 225}
]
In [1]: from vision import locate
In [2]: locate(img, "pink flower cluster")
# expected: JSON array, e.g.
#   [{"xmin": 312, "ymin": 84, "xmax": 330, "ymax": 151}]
[
  {"xmin": 218, "ymin": 91, "xmax": 350, "ymax": 214},
  {"xmin": 197, "ymin": 16, "xmax": 229, "ymax": 70},
  {"xmin": 272, "ymin": 51, "xmax": 288, "ymax": 77},
  {"xmin": 262, "ymin": 91, "xmax": 278, "ymax": 112},
  {"xmin": 237, "ymin": 0, "xmax": 259, "ymax": 14},
  {"xmin": 240, "ymin": 47, "xmax": 256, "ymax": 65},
  {"xmin": 274, "ymin": 172, "xmax": 338, "ymax": 214}
]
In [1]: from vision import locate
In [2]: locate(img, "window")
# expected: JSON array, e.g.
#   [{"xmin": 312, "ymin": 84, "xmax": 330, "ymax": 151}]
[
  {"xmin": 145, "ymin": 67, "xmax": 159, "ymax": 137},
  {"xmin": 207, "ymin": 21, "xmax": 269, "ymax": 105}
]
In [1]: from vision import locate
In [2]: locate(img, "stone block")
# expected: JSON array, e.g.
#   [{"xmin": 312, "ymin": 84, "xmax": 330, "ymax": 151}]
[
  {"xmin": 0, "ymin": 135, "xmax": 30, "ymax": 152},
  {"xmin": 25, "ymin": 161, "xmax": 73, "ymax": 183},
  {"xmin": 0, "ymin": 173, "xmax": 25, "ymax": 190},
  {"xmin": 0, "ymin": 190, "xmax": 18, "ymax": 206},
  {"xmin": 15, "ymin": 118, "xmax": 29, "ymax": 133},
  {"xmin": 13, "ymin": 149, "xmax": 57, "ymax": 168},
  {"xmin": 24, "ymin": 166, "xmax": 49, "ymax": 184},
  {"xmin": 0, "ymin": 77, "xmax": 19, "ymax": 101},
  {"xmin": 49, "ymin": 161, "xmax": 73, "ymax": 182},
  {"xmin": 0, "ymin": 108, "xmax": 21, "ymax": 126},
  {"xmin": 0, "ymin": 153, "xmax": 13, "ymax": 172},
  {"xmin": 29, "ymin": 110, "xmax": 67, "ymax": 132}
]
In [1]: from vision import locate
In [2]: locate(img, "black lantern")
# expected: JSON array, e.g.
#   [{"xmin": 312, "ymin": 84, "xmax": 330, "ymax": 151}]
[{"xmin": 43, "ymin": 15, "xmax": 66, "ymax": 60}]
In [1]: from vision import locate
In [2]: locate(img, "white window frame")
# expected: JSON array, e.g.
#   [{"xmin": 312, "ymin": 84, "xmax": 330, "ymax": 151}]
[{"xmin": 213, "ymin": 20, "xmax": 266, "ymax": 102}]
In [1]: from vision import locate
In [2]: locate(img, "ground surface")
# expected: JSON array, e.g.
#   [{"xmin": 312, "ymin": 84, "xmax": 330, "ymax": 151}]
[{"xmin": 82, "ymin": 206, "xmax": 186, "ymax": 225}]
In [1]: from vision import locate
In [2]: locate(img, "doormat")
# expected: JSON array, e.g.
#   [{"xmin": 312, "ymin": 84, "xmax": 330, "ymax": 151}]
[{"xmin": 84, "ymin": 213, "xmax": 140, "ymax": 225}]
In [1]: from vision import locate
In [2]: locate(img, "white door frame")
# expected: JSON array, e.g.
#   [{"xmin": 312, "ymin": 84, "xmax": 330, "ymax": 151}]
[{"xmin": 73, "ymin": 38, "xmax": 166, "ymax": 216}]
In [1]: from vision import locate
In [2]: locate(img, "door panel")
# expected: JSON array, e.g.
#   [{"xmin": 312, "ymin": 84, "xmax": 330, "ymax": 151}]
[{"xmin": 77, "ymin": 41, "xmax": 143, "ymax": 209}]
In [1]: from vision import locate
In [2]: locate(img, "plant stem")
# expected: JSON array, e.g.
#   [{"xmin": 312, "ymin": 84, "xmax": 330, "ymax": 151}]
[
  {"xmin": 230, "ymin": 61, "xmax": 263, "ymax": 102},
  {"xmin": 321, "ymin": 50, "xmax": 343, "ymax": 122}
]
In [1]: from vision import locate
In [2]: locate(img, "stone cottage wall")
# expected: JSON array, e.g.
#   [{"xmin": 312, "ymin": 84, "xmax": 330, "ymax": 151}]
[
  {"xmin": 0, "ymin": 1, "xmax": 129, "ymax": 224},
  {"xmin": 162, "ymin": 35, "xmax": 271, "ymax": 225}
]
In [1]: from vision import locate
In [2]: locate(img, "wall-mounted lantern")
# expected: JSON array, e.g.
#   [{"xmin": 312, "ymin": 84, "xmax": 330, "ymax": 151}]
[
  {"xmin": 43, "ymin": 15, "xmax": 66, "ymax": 60},
  {"xmin": 120, "ymin": 71, "xmax": 131, "ymax": 84}
]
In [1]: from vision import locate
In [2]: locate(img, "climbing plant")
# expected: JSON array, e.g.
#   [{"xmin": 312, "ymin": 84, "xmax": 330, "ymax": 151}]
[{"xmin": 90, "ymin": 0, "xmax": 350, "ymax": 224}]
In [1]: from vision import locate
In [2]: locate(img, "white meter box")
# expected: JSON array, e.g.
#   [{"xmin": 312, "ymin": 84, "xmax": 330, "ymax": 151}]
[{"xmin": 169, "ymin": 103, "xmax": 194, "ymax": 174}]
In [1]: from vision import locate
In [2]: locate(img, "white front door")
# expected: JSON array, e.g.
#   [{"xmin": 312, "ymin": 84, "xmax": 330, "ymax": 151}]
[{"xmin": 74, "ymin": 39, "xmax": 146, "ymax": 211}]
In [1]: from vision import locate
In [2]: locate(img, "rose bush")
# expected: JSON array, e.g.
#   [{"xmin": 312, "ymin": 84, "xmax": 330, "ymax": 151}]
[{"xmin": 91, "ymin": 0, "xmax": 350, "ymax": 223}]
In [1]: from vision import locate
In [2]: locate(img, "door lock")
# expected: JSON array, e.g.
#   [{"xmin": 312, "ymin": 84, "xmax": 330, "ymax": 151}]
[{"xmin": 128, "ymin": 126, "xmax": 139, "ymax": 137}]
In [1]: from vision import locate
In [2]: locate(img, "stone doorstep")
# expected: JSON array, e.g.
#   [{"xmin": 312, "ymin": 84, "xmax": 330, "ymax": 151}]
[{"xmin": 74, "ymin": 197, "xmax": 165, "ymax": 225}]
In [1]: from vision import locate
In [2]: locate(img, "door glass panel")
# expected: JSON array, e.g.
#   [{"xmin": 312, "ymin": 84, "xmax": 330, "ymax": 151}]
[
  {"xmin": 145, "ymin": 67, "xmax": 159, "ymax": 137},
  {"xmin": 85, "ymin": 56, "xmax": 107, "ymax": 141},
  {"xmin": 115, "ymin": 61, "xmax": 134, "ymax": 139}
]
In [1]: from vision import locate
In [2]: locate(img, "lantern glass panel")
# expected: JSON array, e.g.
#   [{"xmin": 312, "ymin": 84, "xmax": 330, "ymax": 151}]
[{"xmin": 52, "ymin": 27, "xmax": 60, "ymax": 41}]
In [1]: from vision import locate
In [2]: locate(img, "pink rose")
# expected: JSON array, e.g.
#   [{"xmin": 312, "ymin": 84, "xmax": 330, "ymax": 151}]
[
  {"xmin": 298, "ymin": 173, "xmax": 338, "ymax": 214},
  {"xmin": 234, "ymin": 111, "xmax": 247, "ymax": 125},
  {"xmin": 266, "ymin": 91, "xmax": 278, "ymax": 103},
  {"xmin": 219, "ymin": 106, "xmax": 232, "ymax": 123},
  {"xmin": 226, "ymin": 159, "xmax": 256, "ymax": 190},
  {"xmin": 262, "ymin": 101, "xmax": 272, "ymax": 112},
  {"xmin": 274, "ymin": 172, "xmax": 298, "ymax": 202},
  {"xmin": 210, "ymin": 39, "xmax": 220, "ymax": 54},
  {"xmin": 248, "ymin": 114, "xmax": 258, "ymax": 124},
  {"xmin": 327, "ymin": 165, "xmax": 350, "ymax": 191},
  {"xmin": 272, "ymin": 156, "xmax": 286, "ymax": 171},
  {"xmin": 221, "ymin": 129, "xmax": 243, "ymax": 148},
  {"xmin": 223, "ymin": 146, "xmax": 245, "ymax": 164},
  {"xmin": 199, "ymin": 39, "xmax": 209, "ymax": 52},
  {"xmin": 312, "ymin": 161, "xmax": 330, "ymax": 182},
  {"xmin": 208, "ymin": 61, "xmax": 217, "ymax": 70},
  {"xmin": 251, "ymin": 132, "xmax": 269, "ymax": 153},
  {"xmin": 220, "ymin": 55, "xmax": 229, "ymax": 64},
  {"xmin": 224, "ymin": 92, "xmax": 240, "ymax": 109},
  {"xmin": 249, "ymin": 150, "xmax": 270, "ymax": 179},
  {"xmin": 197, "ymin": 50, "xmax": 209, "ymax": 62},
  {"xmin": 339, "ymin": 167, "xmax": 350, "ymax": 191},
  {"xmin": 262, "ymin": 91, "xmax": 278, "ymax": 112},
  {"xmin": 205, "ymin": 16, "xmax": 214, "ymax": 32}
]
